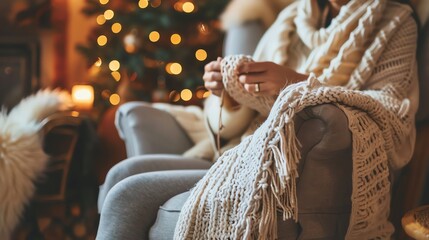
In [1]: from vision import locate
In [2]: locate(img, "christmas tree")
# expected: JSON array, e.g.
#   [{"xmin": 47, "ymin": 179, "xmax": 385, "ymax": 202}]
[{"xmin": 78, "ymin": 0, "xmax": 228, "ymax": 111}]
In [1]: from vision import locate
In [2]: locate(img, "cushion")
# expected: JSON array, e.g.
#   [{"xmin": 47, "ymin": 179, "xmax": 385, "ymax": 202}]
[
  {"xmin": 149, "ymin": 192, "xmax": 190, "ymax": 240},
  {"xmin": 148, "ymin": 191, "xmax": 351, "ymax": 240}
]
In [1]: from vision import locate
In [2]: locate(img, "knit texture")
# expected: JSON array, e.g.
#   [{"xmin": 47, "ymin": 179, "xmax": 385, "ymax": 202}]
[{"xmin": 175, "ymin": 1, "xmax": 417, "ymax": 239}]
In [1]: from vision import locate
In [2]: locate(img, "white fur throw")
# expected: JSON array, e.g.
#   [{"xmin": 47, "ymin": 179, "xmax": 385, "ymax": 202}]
[{"xmin": 0, "ymin": 89, "xmax": 73, "ymax": 239}]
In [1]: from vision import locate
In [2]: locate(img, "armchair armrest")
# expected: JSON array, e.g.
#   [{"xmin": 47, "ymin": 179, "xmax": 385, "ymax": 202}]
[
  {"xmin": 295, "ymin": 103, "xmax": 352, "ymax": 204},
  {"xmin": 115, "ymin": 102, "xmax": 194, "ymax": 157},
  {"xmin": 147, "ymin": 103, "xmax": 354, "ymax": 240}
]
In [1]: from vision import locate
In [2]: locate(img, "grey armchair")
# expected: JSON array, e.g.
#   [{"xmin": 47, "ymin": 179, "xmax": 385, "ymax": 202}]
[{"xmin": 96, "ymin": 19, "xmax": 429, "ymax": 239}]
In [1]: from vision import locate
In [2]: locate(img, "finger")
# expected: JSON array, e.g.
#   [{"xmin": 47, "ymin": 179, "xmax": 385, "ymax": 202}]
[
  {"xmin": 204, "ymin": 80, "xmax": 223, "ymax": 91},
  {"xmin": 204, "ymin": 60, "xmax": 222, "ymax": 72},
  {"xmin": 236, "ymin": 62, "xmax": 271, "ymax": 74},
  {"xmin": 244, "ymin": 82, "xmax": 264, "ymax": 94},
  {"xmin": 217, "ymin": 57, "xmax": 223, "ymax": 62},
  {"xmin": 203, "ymin": 71, "xmax": 222, "ymax": 83},
  {"xmin": 238, "ymin": 73, "xmax": 265, "ymax": 84}
]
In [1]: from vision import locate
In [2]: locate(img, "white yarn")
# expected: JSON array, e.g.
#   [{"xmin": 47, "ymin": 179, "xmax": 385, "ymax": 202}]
[{"xmin": 175, "ymin": 1, "xmax": 417, "ymax": 239}]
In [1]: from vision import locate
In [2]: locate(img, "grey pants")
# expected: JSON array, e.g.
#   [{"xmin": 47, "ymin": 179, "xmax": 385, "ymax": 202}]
[
  {"xmin": 96, "ymin": 154, "xmax": 350, "ymax": 240},
  {"xmin": 96, "ymin": 154, "xmax": 210, "ymax": 240}
]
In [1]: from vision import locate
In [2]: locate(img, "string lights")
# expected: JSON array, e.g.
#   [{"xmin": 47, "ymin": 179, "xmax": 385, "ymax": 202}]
[
  {"xmin": 149, "ymin": 31, "xmax": 160, "ymax": 42},
  {"xmin": 180, "ymin": 89, "xmax": 192, "ymax": 101},
  {"xmin": 138, "ymin": 0, "xmax": 149, "ymax": 8},
  {"xmin": 104, "ymin": 9, "xmax": 114, "ymax": 20},
  {"xmin": 111, "ymin": 23, "xmax": 122, "ymax": 33},
  {"xmin": 109, "ymin": 60, "xmax": 120, "ymax": 71},
  {"xmin": 182, "ymin": 2, "xmax": 195, "ymax": 13},
  {"xmin": 195, "ymin": 49, "xmax": 207, "ymax": 61},
  {"xmin": 95, "ymin": 57, "xmax": 102, "ymax": 67},
  {"xmin": 97, "ymin": 35, "xmax": 108, "ymax": 46},
  {"xmin": 170, "ymin": 33, "xmax": 181, "ymax": 45},
  {"xmin": 109, "ymin": 93, "xmax": 121, "ymax": 105},
  {"xmin": 111, "ymin": 71, "xmax": 121, "ymax": 81},
  {"xmin": 90, "ymin": 0, "xmax": 219, "ymax": 106},
  {"xmin": 165, "ymin": 62, "xmax": 182, "ymax": 75},
  {"xmin": 96, "ymin": 15, "xmax": 106, "ymax": 25}
]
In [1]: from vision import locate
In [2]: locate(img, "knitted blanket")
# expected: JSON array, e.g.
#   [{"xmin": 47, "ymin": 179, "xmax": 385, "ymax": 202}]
[{"xmin": 175, "ymin": 0, "xmax": 417, "ymax": 239}]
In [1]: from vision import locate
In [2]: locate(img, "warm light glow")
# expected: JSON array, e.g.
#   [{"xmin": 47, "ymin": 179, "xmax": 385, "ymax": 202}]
[
  {"xmin": 203, "ymin": 91, "xmax": 211, "ymax": 98},
  {"xmin": 111, "ymin": 23, "xmax": 122, "ymax": 33},
  {"xmin": 149, "ymin": 31, "xmax": 160, "ymax": 42},
  {"xmin": 109, "ymin": 60, "xmax": 120, "ymax": 71},
  {"xmin": 198, "ymin": 23, "xmax": 209, "ymax": 34},
  {"xmin": 182, "ymin": 2, "xmax": 195, "ymax": 13},
  {"xmin": 170, "ymin": 34, "xmax": 181, "ymax": 45},
  {"xmin": 72, "ymin": 85, "xmax": 94, "ymax": 110},
  {"xmin": 109, "ymin": 93, "xmax": 121, "ymax": 105},
  {"xmin": 173, "ymin": 2, "xmax": 183, "ymax": 11},
  {"xmin": 111, "ymin": 71, "xmax": 121, "ymax": 81},
  {"xmin": 195, "ymin": 49, "xmax": 207, "ymax": 61},
  {"xmin": 150, "ymin": 0, "xmax": 161, "ymax": 8},
  {"xmin": 95, "ymin": 57, "xmax": 102, "ymax": 67},
  {"xmin": 96, "ymin": 15, "xmax": 106, "ymax": 25},
  {"xmin": 169, "ymin": 91, "xmax": 180, "ymax": 102},
  {"xmin": 138, "ymin": 0, "xmax": 149, "ymax": 8},
  {"xmin": 195, "ymin": 88, "xmax": 206, "ymax": 99},
  {"xmin": 104, "ymin": 9, "xmax": 114, "ymax": 20},
  {"xmin": 101, "ymin": 90, "xmax": 111, "ymax": 99},
  {"xmin": 123, "ymin": 33, "xmax": 138, "ymax": 53},
  {"xmin": 166, "ymin": 62, "xmax": 182, "ymax": 75},
  {"xmin": 97, "ymin": 35, "xmax": 108, "ymax": 46},
  {"xmin": 99, "ymin": 0, "xmax": 109, "ymax": 4},
  {"xmin": 180, "ymin": 89, "xmax": 192, "ymax": 101}
]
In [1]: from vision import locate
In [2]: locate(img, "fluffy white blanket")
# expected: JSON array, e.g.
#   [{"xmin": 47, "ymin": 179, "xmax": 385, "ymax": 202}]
[{"xmin": 0, "ymin": 89, "xmax": 72, "ymax": 239}]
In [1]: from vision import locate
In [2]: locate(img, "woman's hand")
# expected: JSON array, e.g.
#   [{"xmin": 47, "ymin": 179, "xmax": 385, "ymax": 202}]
[
  {"xmin": 203, "ymin": 57, "xmax": 223, "ymax": 97},
  {"xmin": 235, "ymin": 61, "xmax": 308, "ymax": 96}
]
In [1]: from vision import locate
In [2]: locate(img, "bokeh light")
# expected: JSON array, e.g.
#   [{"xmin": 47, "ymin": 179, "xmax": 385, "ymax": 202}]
[
  {"xmin": 169, "ymin": 90, "xmax": 181, "ymax": 102},
  {"xmin": 111, "ymin": 23, "xmax": 122, "ymax": 33},
  {"xmin": 167, "ymin": 62, "xmax": 182, "ymax": 75},
  {"xmin": 151, "ymin": 0, "xmax": 161, "ymax": 8},
  {"xmin": 195, "ymin": 49, "xmax": 207, "ymax": 61},
  {"xmin": 182, "ymin": 2, "xmax": 195, "ymax": 13},
  {"xmin": 109, "ymin": 93, "xmax": 121, "ymax": 105},
  {"xmin": 149, "ymin": 31, "xmax": 160, "ymax": 42},
  {"xmin": 181, "ymin": 89, "xmax": 192, "ymax": 101},
  {"xmin": 96, "ymin": 15, "xmax": 106, "ymax": 25},
  {"xmin": 203, "ymin": 91, "xmax": 211, "ymax": 98},
  {"xmin": 170, "ymin": 33, "xmax": 181, "ymax": 45},
  {"xmin": 94, "ymin": 57, "xmax": 102, "ymax": 67},
  {"xmin": 138, "ymin": 0, "xmax": 149, "ymax": 8},
  {"xmin": 111, "ymin": 71, "xmax": 121, "ymax": 81},
  {"xmin": 104, "ymin": 10, "xmax": 114, "ymax": 20},
  {"xmin": 109, "ymin": 60, "xmax": 120, "ymax": 71},
  {"xmin": 97, "ymin": 35, "xmax": 108, "ymax": 46}
]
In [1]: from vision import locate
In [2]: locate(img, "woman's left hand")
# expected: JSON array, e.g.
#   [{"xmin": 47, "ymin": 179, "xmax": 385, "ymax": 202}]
[{"xmin": 235, "ymin": 61, "xmax": 308, "ymax": 96}]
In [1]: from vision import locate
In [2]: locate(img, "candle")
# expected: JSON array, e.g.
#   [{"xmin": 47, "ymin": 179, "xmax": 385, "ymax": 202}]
[{"xmin": 72, "ymin": 85, "xmax": 94, "ymax": 110}]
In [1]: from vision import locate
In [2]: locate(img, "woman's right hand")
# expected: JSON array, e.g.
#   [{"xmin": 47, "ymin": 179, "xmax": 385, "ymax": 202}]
[{"xmin": 203, "ymin": 57, "xmax": 223, "ymax": 97}]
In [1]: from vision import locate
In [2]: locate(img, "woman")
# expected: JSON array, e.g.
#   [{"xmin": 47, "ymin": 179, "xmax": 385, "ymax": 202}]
[
  {"xmin": 97, "ymin": 0, "xmax": 419, "ymax": 239},
  {"xmin": 175, "ymin": 0, "xmax": 418, "ymax": 239}
]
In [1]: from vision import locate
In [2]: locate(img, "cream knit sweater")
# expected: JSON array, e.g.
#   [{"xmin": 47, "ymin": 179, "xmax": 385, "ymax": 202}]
[{"xmin": 175, "ymin": 0, "xmax": 418, "ymax": 239}]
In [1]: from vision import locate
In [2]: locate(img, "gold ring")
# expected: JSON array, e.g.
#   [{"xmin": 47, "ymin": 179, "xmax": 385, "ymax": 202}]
[{"xmin": 255, "ymin": 83, "xmax": 260, "ymax": 93}]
